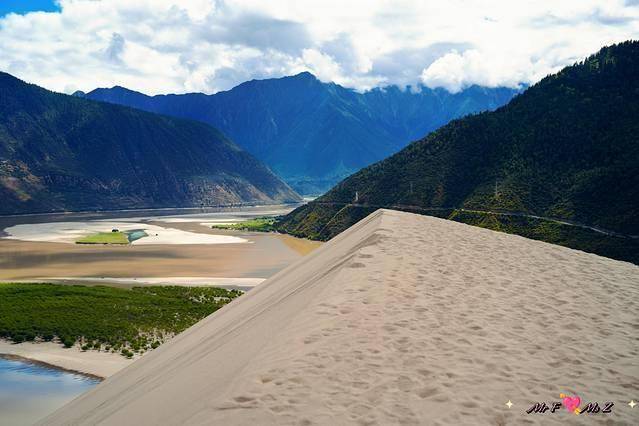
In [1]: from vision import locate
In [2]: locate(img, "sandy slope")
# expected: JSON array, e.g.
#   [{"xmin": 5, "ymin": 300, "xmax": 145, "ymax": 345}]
[{"xmin": 42, "ymin": 210, "xmax": 639, "ymax": 425}]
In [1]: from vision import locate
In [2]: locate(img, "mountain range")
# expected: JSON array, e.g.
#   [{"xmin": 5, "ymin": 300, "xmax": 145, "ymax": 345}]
[
  {"xmin": 0, "ymin": 72, "xmax": 300, "ymax": 215},
  {"xmin": 277, "ymin": 41, "xmax": 639, "ymax": 264},
  {"xmin": 81, "ymin": 73, "xmax": 519, "ymax": 194}
]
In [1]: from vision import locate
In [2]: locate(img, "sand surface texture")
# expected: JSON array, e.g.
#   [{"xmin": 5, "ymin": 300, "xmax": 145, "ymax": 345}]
[{"xmin": 43, "ymin": 210, "xmax": 639, "ymax": 425}]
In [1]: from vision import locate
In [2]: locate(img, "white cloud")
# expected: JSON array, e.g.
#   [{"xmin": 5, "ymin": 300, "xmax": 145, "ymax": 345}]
[
  {"xmin": 300, "ymin": 49, "xmax": 341, "ymax": 82},
  {"xmin": 0, "ymin": 0, "xmax": 637, "ymax": 94},
  {"xmin": 420, "ymin": 50, "xmax": 537, "ymax": 93}
]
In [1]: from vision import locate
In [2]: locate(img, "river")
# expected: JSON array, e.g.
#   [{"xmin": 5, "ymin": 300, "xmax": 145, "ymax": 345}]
[
  {"xmin": 0, "ymin": 204, "xmax": 320, "ymax": 289},
  {"xmin": 0, "ymin": 356, "xmax": 99, "ymax": 425}
]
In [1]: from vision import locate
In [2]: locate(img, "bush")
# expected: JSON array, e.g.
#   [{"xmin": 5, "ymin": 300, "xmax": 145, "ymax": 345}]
[{"xmin": 0, "ymin": 283, "xmax": 242, "ymax": 358}]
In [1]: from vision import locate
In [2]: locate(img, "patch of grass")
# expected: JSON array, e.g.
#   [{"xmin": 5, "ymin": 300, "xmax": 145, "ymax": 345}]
[
  {"xmin": 76, "ymin": 231, "xmax": 130, "ymax": 245},
  {"xmin": 212, "ymin": 217, "xmax": 277, "ymax": 232},
  {"xmin": 0, "ymin": 283, "xmax": 242, "ymax": 356}
]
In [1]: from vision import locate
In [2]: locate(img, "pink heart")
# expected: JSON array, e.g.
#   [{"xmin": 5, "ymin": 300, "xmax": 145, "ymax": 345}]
[{"xmin": 563, "ymin": 396, "xmax": 581, "ymax": 412}]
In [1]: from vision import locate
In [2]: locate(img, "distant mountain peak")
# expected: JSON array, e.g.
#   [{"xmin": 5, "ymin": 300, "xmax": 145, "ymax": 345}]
[
  {"xmin": 238, "ymin": 71, "xmax": 320, "ymax": 88},
  {"xmin": 107, "ymin": 85, "xmax": 144, "ymax": 94},
  {"xmin": 291, "ymin": 71, "xmax": 317, "ymax": 80},
  {"xmin": 0, "ymin": 71, "xmax": 26, "ymax": 86}
]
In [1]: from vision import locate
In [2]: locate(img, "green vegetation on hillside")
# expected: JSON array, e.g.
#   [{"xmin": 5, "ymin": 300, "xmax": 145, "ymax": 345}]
[
  {"xmin": 211, "ymin": 217, "xmax": 277, "ymax": 232},
  {"xmin": 76, "ymin": 232, "xmax": 130, "ymax": 245},
  {"xmin": 0, "ymin": 283, "xmax": 242, "ymax": 357},
  {"xmin": 0, "ymin": 72, "xmax": 300, "ymax": 215},
  {"xmin": 277, "ymin": 41, "xmax": 639, "ymax": 264}
]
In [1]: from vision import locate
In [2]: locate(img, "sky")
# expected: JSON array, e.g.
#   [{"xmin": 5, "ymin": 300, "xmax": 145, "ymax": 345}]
[
  {"xmin": 0, "ymin": 0, "xmax": 60, "ymax": 16},
  {"xmin": 0, "ymin": 0, "xmax": 637, "ymax": 95}
]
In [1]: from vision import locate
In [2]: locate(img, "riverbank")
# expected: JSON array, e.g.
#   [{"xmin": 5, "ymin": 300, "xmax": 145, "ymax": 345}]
[
  {"xmin": 0, "ymin": 355, "xmax": 101, "ymax": 426},
  {"xmin": 0, "ymin": 340, "xmax": 132, "ymax": 378},
  {"xmin": 11, "ymin": 277, "xmax": 265, "ymax": 292}
]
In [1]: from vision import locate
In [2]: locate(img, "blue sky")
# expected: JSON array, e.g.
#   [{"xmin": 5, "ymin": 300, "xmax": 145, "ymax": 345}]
[
  {"xmin": 0, "ymin": 0, "xmax": 59, "ymax": 17},
  {"xmin": 0, "ymin": 1, "xmax": 637, "ymax": 95}
]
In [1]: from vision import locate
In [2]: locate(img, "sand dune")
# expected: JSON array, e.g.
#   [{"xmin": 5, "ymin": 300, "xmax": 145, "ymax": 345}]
[{"xmin": 42, "ymin": 210, "xmax": 639, "ymax": 425}]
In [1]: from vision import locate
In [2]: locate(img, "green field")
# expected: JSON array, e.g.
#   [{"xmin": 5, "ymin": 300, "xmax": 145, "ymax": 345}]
[
  {"xmin": 76, "ymin": 231, "xmax": 130, "ymax": 245},
  {"xmin": 211, "ymin": 217, "xmax": 277, "ymax": 232},
  {"xmin": 0, "ymin": 283, "xmax": 242, "ymax": 357}
]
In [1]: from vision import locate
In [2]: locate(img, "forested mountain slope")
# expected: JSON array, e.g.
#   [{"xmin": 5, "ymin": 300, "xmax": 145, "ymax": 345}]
[
  {"xmin": 0, "ymin": 73, "xmax": 300, "ymax": 214},
  {"xmin": 277, "ymin": 42, "xmax": 639, "ymax": 263}
]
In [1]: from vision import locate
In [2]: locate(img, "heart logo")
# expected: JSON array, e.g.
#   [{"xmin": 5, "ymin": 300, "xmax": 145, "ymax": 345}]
[{"xmin": 560, "ymin": 394, "xmax": 581, "ymax": 413}]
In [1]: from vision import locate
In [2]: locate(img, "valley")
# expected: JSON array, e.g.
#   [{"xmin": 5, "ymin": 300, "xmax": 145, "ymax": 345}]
[
  {"xmin": 0, "ymin": 2, "xmax": 637, "ymax": 423},
  {"xmin": 82, "ymin": 73, "xmax": 519, "ymax": 194}
]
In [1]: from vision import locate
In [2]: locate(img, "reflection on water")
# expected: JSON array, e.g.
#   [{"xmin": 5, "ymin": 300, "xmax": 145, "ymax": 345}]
[{"xmin": 0, "ymin": 356, "xmax": 99, "ymax": 425}]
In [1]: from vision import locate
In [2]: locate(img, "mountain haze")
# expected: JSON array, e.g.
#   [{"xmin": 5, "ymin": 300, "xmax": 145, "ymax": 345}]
[
  {"xmin": 83, "ymin": 73, "xmax": 519, "ymax": 194},
  {"xmin": 0, "ymin": 73, "xmax": 300, "ymax": 215},
  {"xmin": 278, "ymin": 42, "xmax": 639, "ymax": 263}
]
